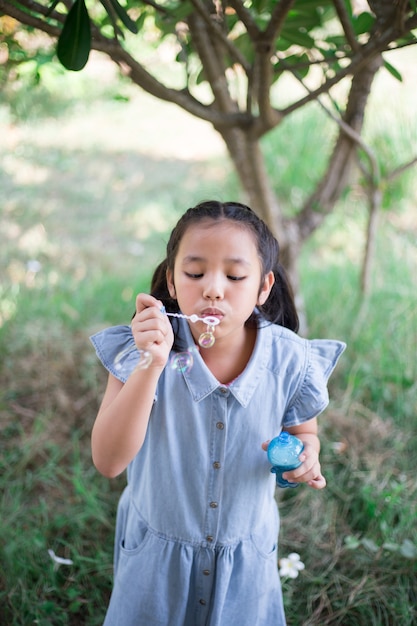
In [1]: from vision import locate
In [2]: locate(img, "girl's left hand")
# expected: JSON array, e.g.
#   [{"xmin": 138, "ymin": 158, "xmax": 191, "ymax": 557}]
[{"xmin": 261, "ymin": 440, "xmax": 326, "ymax": 490}]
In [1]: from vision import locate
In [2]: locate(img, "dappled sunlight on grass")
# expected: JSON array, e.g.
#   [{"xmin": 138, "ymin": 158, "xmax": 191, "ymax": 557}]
[{"xmin": 0, "ymin": 53, "xmax": 230, "ymax": 337}]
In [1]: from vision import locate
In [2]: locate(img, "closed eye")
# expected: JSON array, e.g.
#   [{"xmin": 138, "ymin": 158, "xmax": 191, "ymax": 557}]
[{"xmin": 184, "ymin": 272, "xmax": 246, "ymax": 281}]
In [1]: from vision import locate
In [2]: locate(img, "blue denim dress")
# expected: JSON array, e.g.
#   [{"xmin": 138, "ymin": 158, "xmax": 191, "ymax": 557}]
[{"xmin": 90, "ymin": 319, "xmax": 345, "ymax": 626}]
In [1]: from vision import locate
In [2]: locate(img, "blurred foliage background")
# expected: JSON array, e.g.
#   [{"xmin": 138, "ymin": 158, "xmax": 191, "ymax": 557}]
[{"xmin": 1, "ymin": 14, "xmax": 417, "ymax": 626}]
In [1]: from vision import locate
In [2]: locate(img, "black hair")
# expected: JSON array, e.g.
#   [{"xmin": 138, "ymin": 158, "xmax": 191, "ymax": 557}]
[{"xmin": 151, "ymin": 200, "xmax": 299, "ymax": 333}]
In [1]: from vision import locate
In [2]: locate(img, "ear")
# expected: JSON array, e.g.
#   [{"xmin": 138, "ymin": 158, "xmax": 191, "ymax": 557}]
[
  {"xmin": 166, "ymin": 268, "xmax": 176, "ymax": 299},
  {"xmin": 257, "ymin": 271, "xmax": 275, "ymax": 306}
]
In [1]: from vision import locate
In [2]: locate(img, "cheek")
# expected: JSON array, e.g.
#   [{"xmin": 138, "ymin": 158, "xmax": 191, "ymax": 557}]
[{"xmin": 174, "ymin": 276, "xmax": 195, "ymax": 305}]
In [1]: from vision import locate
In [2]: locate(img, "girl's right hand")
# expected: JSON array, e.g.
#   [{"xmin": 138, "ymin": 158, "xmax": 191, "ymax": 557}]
[{"xmin": 131, "ymin": 293, "xmax": 174, "ymax": 369}]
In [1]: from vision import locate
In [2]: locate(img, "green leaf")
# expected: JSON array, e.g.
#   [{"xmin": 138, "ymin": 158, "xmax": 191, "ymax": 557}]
[
  {"xmin": 383, "ymin": 59, "xmax": 403, "ymax": 82},
  {"xmin": 276, "ymin": 37, "xmax": 293, "ymax": 52},
  {"xmin": 46, "ymin": 0, "xmax": 61, "ymax": 17},
  {"xmin": 280, "ymin": 27, "xmax": 315, "ymax": 49},
  {"xmin": 276, "ymin": 52, "xmax": 310, "ymax": 79},
  {"xmin": 326, "ymin": 34, "xmax": 350, "ymax": 48},
  {"xmin": 105, "ymin": 0, "xmax": 138, "ymax": 34},
  {"xmin": 352, "ymin": 12, "xmax": 375, "ymax": 36},
  {"xmin": 57, "ymin": 0, "xmax": 91, "ymax": 71},
  {"xmin": 284, "ymin": 8, "xmax": 323, "ymax": 30}
]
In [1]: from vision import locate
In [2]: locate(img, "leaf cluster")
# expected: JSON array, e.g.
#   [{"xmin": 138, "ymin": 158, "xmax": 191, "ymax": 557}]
[{"xmin": 4, "ymin": 1, "xmax": 417, "ymax": 86}]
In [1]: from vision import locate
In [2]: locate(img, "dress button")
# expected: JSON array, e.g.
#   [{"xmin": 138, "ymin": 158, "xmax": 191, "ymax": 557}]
[
  {"xmin": 219, "ymin": 386, "xmax": 228, "ymax": 394},
  {"xmin": 199, "ymin": 599, "xmax": 207, "ymax": 605},
  {"xmin": 206, "ymin": 535, "xmax": 214, "ymax": 542},
  {"xmin": 216, "ymin": 421, "xmax": 224, "ymax": 430},
  {"xmin": 209, "ymin": 501, "xmax": 218, "ymax": 508},
  {"xmin": 213, "ymin": 461, "xmax": 221, "ymax": 469},
  {"xmin": 203, "ymin": 569, "xmax": 210, "ymax": 576}
]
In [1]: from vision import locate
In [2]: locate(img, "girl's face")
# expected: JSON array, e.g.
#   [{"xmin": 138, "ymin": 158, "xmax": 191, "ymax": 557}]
[{"xmin": 166, "ymin": 219, "xmax": 274, "ymax": 346}]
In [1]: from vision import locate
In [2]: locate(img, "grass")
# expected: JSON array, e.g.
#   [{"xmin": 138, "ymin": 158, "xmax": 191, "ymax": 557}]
[{"xmin": 1, "ymin": 52, "xmax": 417, "ymax": 625}]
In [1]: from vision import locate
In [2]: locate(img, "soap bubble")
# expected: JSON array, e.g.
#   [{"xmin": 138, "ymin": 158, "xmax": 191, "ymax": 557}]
[
  {"xmin": 135, "ymin": 350, "xmax": 153, "ymax": 369},
  {"xmin": 170, "ymin": 351, "xmax": 194, "ymax": 373},
  {"xmin": 198, "ymin": 325, "xmax": 216, "ymax": 348},
  {"xmin": 114, "ymin": 343, "xmax": 199, "ymax": 377},
  {"xmin": 114, "ymin": 344, "xmax": 152, "ymax": 373}
]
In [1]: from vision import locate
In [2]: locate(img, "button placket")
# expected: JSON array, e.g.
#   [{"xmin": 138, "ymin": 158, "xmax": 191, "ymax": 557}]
[
  {"xmin": 195, "ymin": 548, "xmax": 215, "ymax": 618},
  {"xmin": 203, "ymin": 388, "xmax": 228, "ymax": 544}
]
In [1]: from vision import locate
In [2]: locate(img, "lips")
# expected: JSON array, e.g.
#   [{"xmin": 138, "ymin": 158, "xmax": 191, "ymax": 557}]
[{"xmin": 201, "ymin": 308, "xmax": 224, "ymax": 319}]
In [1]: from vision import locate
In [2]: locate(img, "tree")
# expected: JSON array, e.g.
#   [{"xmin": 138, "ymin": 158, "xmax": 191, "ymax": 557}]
[{"xmin": 1, "ymin": 0, "xmax": 416, "ymax": 294}]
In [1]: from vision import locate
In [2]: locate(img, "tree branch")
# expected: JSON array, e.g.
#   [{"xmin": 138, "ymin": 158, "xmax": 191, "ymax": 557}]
[
  {"xmin": 138, "ymin": 0, "xmax": 169, "ymax": 14},
  {"xmin": 189, "ymin": 0, "xmax": 250, "ymax": 72},
  {"xmin": 0, "ymin": 0, "xmax": 64, "ymax": 32},
  {"xmin": 228, "ymin": 0, "xmax": 260, "ymax": 39},
  {"xmin": 279, "ymin": 11, "xmax": 417, "ymax": 118},
  {"xmin": 294, "ymin": 54, "xmax": 383, "ymax": 241},
  {"xmin": 264, "ymin": 0, "xmax": 296, "ymax": 41},
  {"xmin": 332, "ymin": 0, "xmax": 360, "ymax": 52},
  {"xmin": 186, "ymin": 10, "xmax": 239, "ymax": 117},
  {"xmin": 387, "ymin": 155, "xmax": 417, "ymax": 182},
  {"xmin": 111, "ymin": 45, "xmax": 250, "ymax": 126},
  {"xmin": 250, "ymin": 0, "xmax": 295, "ymax": 132},
  {"xmin": 290, "ymin": 60, "xmax": 381, "ymax": 187},
  {"xmin": 1, "ymin": 0, "xmax": 253, "ymax": 127}
]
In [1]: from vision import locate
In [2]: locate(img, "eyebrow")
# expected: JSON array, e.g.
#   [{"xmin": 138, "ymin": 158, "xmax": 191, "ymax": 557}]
[{"xmin": 182, "ymin": 255, "xmax": 252, "ymax": 267}]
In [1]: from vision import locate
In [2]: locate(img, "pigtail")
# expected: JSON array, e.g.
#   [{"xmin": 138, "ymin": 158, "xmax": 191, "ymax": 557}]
[
  {"xmin": 258, "ymin": 264, "xmax": 299, "ymax": 333},
  {"xmin": 150, "ymin": 260, "xmax": 179, "ymax": 312}
]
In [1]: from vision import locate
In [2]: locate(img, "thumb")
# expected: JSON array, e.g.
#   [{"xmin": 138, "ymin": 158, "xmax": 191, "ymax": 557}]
[
  {"xmin": 135, "ymin": 293, "xmax": 162, "ymax": 315},
  {"xmin": 308, "ymin": 474, "xmax": 326, "ymax": 490}
]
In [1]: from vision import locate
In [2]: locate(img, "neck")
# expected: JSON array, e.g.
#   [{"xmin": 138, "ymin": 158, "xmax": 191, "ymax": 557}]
[{"xmin": 199, "ymin": 326, "xmax": 256, "ymax": 384}]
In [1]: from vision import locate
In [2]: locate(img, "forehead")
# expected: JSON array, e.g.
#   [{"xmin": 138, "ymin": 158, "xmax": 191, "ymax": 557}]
[{"xmin": 178, "ymin": 219, "xmax": 258, "ymax": 257}]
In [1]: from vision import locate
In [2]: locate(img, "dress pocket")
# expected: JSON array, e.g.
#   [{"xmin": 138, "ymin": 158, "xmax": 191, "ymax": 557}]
[
  {"xmin": 119, "ymin": 504, "xmax": 151, "ymax": 556},
  {"xmin": 251, "ymin": 531, "xmax": 278, "ymax": 560}
]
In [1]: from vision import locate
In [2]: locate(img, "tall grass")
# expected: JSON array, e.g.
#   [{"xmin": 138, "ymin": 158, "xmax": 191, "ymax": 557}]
[{"xmin": 1, "ymin": 54, "xmax": 416, "ymax": 625}]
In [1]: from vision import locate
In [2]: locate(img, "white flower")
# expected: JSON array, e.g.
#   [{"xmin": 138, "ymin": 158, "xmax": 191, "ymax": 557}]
[
  {"xmin": 48, "ymin": 549, "xmax": 73, "ymax": 571},
  {"xmin": 27, "ymin": 259, "xmax": 42, "ymax": 273},
  {"xmin": 279, "ymin": 552, "xmax": 305, "ymax": 579}
]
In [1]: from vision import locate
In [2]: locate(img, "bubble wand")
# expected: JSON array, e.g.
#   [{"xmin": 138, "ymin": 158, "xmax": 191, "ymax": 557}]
[
  {"xmin": 163, "ymin": 308, "xmax": 219, "ymax": 349},
  {"xmin": 114, "ymin": 308, "xmax": 220, "ymax": 374},
  {"xmin": 164, "ymin": 311, "xmax": 220, "ymax": 327}
]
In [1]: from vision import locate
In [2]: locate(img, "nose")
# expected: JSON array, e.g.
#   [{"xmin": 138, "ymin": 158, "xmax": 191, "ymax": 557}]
[{"xmin": 202, "ymin": 273, "xmax": 224, "ymax": 300}]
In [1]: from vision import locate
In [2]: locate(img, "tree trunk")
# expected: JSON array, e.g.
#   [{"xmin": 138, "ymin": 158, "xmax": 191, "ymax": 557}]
[
  {"xmin": 217, "ymin": 126, "xmax": 282, "ymax": 230},
  {"xmin": 217, "ymin": 124, "xmax": 307, "ymax": 328},
  {"xmin": 217, "ymin": 125, "xmax": 301, "ymax": 280},
  {"xmin": 296, "ymin": 54, "xmax": 383, "ymax": 242},
  {"xmin": 361, "ymin": 185, "xmax": 382, "ymax": 294}
]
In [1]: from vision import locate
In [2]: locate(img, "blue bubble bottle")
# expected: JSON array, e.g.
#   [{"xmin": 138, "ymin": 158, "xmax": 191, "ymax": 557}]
[{"xmin": 267, "ymin": 431, "xmax": 304, "ymax": 488}]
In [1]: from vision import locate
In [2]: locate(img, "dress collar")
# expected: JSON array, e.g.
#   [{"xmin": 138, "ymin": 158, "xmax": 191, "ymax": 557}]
[{"xmin": 176, "ymin": 318, "xmax": 274, "ymax": 407}]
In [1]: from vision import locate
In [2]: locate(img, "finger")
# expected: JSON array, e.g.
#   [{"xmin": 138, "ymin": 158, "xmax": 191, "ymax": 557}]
[
  {"xmin": 131, "ymin": 316, "xmax": 169, "ymax": 345},
  {"xmin": 135, "ymin": 293, "xmax": 163, "ymax": 315},
  {"xmin": 261, "ymin": 440, "xmax": 271, "ymax": 451},
  {"xmin": 137, "ymin": 328, "xmax": 167, "ymax": 347},
  {"xmin": 308, "ymin": 474, "xmax": 327, "ymax": 490}
]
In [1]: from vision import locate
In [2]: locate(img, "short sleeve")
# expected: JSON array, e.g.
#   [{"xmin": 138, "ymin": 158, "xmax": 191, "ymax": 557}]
[
  {"xmin": 90, "ymin": 325, "xmax": 142, "ymax": 383},
  {"xmin": 283, "ymin": 339, "xmax": 346, "ymax": 427}
]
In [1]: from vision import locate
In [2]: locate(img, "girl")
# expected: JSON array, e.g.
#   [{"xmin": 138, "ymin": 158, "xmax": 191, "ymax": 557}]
[{"xmin": 90, "ymin": 200, "xmax": 345, "ymax": 626}]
